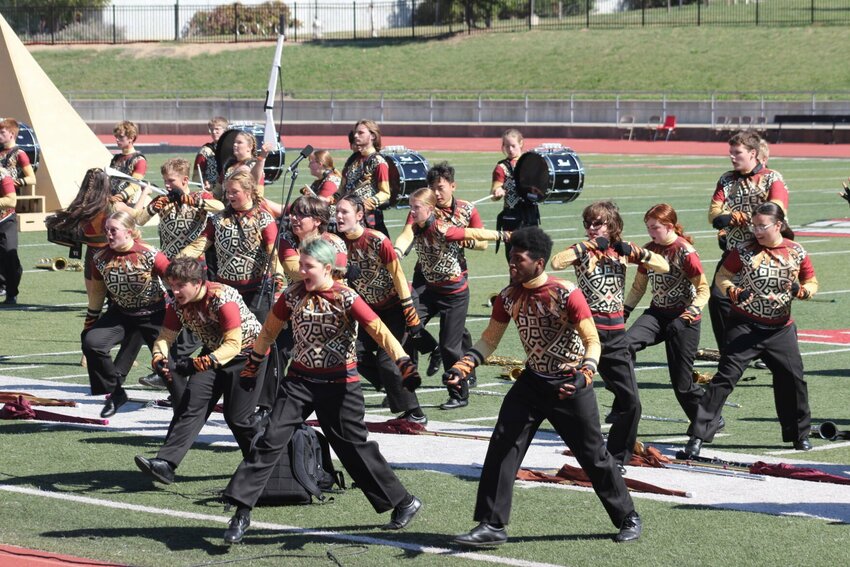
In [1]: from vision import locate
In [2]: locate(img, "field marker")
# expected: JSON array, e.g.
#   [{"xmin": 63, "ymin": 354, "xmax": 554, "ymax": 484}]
[{"xmin": 0, "ymin": 485, "xmax": 567, "ymax": 567}]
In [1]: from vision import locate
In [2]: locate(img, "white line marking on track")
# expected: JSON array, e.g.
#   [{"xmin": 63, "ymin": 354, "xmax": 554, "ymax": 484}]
[
  {"xmin": 0, "ymin": 485, "xmax": 568, "ymax": 567},
  {"xmin": 0, "ymin": 365, "xmax": 43, "ymax": 372},
  {"xmin": 456, "ymin": 415, "xmax": 500, "ymax": 423}
]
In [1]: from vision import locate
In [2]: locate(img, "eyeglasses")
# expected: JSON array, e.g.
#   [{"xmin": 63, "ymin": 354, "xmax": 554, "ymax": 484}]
[
  {"xmin": 751, "ymin": 222, "xmax": 777, "ymax": 232},
  {"xmin": 290, "ymin": 212, "xmax": 315, "ymax": 220},
  {"xmin": 583, "ymin": 219, "xmax": 606, "ymax": 229}
]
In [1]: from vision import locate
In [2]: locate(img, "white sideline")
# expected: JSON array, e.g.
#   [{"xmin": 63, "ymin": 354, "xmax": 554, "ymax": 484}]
[{"xmin": 0, "ymin": 485, "xmax": 566, "ymax": 567}]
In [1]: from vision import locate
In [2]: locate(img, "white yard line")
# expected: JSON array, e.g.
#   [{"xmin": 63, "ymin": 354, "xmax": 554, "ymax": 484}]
[
  {"xmin": 0, "ymin": 365, "xmax": 43, "ymax": 372},
  {"xmin": 0, "ymin": 485, "xmax": 568, "ymax": 567}
]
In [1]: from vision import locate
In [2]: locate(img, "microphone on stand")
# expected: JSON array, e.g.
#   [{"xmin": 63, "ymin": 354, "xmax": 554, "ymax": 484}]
[{"xmin": 287, "ymin": 144, "xmax": 314, "ymax": 172}]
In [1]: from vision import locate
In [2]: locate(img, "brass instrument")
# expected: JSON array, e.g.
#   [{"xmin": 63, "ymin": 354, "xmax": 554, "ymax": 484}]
[
  {"xmin": 498, "ymin": 367, "xmax": 523, "ymax": 381},
  {"xmin": 35, "ymin": 256, "xmax": 68, "ymax": 271},
  {"xmin": 65, "ymin": 260, "xmax": 84, "ymax": 272},
  {"xmin": 813, "ymin": 421, "xmax": 850, "ymax": 441},
  {"xmin": 484, "ymin": 355, "xmax": 524, "ymax": 367}
]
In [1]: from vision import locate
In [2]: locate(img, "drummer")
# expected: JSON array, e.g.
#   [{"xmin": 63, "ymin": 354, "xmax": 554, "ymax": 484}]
[
  {"xmin": 491, "ymin": 128, "xmax": 539, "ymax": 260},
  {"xmin": 193, "ymin": 116, "xmax": 228, "ymax": 197}
]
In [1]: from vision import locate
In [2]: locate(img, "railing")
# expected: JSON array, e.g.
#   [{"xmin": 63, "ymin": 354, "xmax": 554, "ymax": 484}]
[{"xmin": 2, "ymin": 1, "xmax": 848, "ymax": 45}]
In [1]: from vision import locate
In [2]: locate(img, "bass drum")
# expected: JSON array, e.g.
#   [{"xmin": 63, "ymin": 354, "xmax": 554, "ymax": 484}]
[
  {"xmin": 15, "ymin": 121, "xmax": 40, "ymax": 172},
  {"xmin": 215, "ymin": 123, "xmax": 285, "ymax": 184},
  {"xmin": 514, "ymin": 146, "xmax": 584, "ymax": 204},
  {"xmin": 383, "ymin": 149, "xmax": 429, "ymax": 208}
]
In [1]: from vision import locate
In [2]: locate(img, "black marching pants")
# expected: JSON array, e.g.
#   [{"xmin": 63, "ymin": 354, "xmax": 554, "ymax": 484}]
[
  {"xmin": 82, "ymin": 306, "xmax": 164, "ymax": 396},
  {"xmin": 0, "ymin": 217, "xmax": 22, "ymax": 299},
  {"xmin": 597, "ymin": 328, "xmax": 641, "ymax": 465},
  {"xmin": 474, "ymin": 371, "xmax": 634, "ymax": 528},
  {"xmin": 626, "ymin": 310, "xmax": 703, "ymax": 423},
  {"xmin": 708, "ymin": 257, "xmax": 732, "ymax": 355},
  {"xmin": 691, "ymin": 318, "xmax": 810, "ymax": 444},
  {"xmin": 416, "ymin": 285, "xmax": 470, "ymax": 402},
  {"xmin": 156, "ymin": 355, "xmax": 266, "ymax": 467},
  {"xmin": 358, "ymin": 303, "xmax": 420, "ymax": 413},
  {"xmin": 224, "ymin": 378, "xmax": 410, "ymax": 512}
]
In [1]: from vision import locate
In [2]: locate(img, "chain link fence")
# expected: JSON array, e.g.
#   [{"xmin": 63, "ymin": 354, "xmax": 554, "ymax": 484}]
[{"xmin": 2, "ymin": 1, "xmax": 848, "ymax": 44}]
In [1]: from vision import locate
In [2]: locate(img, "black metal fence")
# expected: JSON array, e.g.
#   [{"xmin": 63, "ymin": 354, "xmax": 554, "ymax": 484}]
[{"xmin": 2, "ymin": 1, "xmax": 848, "ymax": 45}]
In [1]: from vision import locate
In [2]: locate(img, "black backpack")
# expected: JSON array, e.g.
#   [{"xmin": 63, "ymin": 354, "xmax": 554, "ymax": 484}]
[{"xmin": 257, "ymin": 424, "xmax": 345, "ymax": 505}]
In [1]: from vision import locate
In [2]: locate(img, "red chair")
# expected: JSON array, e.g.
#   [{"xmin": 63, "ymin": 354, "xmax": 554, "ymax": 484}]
[{"xmin": 654, "ymin": 115, "xmax": 677, "ymax": 141}]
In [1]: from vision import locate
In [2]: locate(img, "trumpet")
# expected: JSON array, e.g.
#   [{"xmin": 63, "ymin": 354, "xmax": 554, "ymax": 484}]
[
  {"xmin": 498, "ymin": 367, "xmax": 523, "ymax": 381},
  {"xmin": 35, "ymin": 257, "xmax": 68, "ymax": 271}
]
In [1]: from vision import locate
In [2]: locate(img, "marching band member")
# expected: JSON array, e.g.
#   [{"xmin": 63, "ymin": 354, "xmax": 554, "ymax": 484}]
[
  {"xmin": 336, "ymin": 194, "xmax": 427, "ymax": 423},
  {"xmin": 449, "ymin": 227, "xmax": 641, "ymax": 547},
  {"xmin": 0, "ymin": 168, "xmax": 21, "ymax": 306},
  {"xmin": 134, "ymin": 256, "xmax": 267, "ymax": 484},
  {"xmin": 491, "ymin": 128, "xmax": 537, "ymax": 259},
  {"xmin": 685, "ymin": 202, "xmax": 818, "ymax": 456},
  {"xmin": 109, "ymin": 120, "xmax": 147, "ymax": 205},
  {"xmin": 193, "ymin": 116, "xmax": 228, "ymax": 196},
  {"xmin": 708, "ymin": 130, "xmax": 788, "ymax": 354},
  {"xmin": 82, "ymin": 211, "xmax": 169, "ymax": 418},
  {"xmin": 302, "ymin": 149, "xmax": 341, "ymax": 204},
  {"xmin": 396, "ymin": 187, "xmax": 510, "ymax": 410},
  {"xmin": 551, "ymin": 201, "xmax": 669, "ymax": 470},
  {"xmin": 0, "ymin": 118, "xmax": 36, "ymax": 188},
  {"xmin": 337, "ymin": 119, "xmax": 392, "ymax": 236},
  {"xmin": 220, "ymin": 238, "xmax": 423, "ymax": 544},
  {"xmin": 395, "ymin": 162, "xmax": 484, "ymax": 379},
  {"xmin": 624, "ymin": 204, "xmax": 709, "ymax": 425}
]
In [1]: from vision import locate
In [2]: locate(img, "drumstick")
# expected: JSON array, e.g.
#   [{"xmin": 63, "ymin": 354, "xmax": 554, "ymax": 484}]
[
  {"xmin": 471, "ymin": 195, "xmax": 497, "ymax": 206},
  {"xmin": 104, "ymin": 167, "xmax": 167, "ymax": 195}
]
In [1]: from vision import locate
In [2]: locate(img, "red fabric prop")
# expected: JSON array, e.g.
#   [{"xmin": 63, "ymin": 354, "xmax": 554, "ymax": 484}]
[
  {"xmin": 0, "ymin": 391, "xmax": 76, "ymax": 407},
  {"xmin": 749, "ymin": 461, "xmax": 850, "ymax": 485},
  {"xmin": 305, "ymin": 418, "xmax": 427, "ymax": 435},
  {"xmin": 517, "ymin": 464, "xmax": 690, "ymax": 498},
  {"xmin": 0, "ymin": 396, "xmax": 108, "ymax": 426}
]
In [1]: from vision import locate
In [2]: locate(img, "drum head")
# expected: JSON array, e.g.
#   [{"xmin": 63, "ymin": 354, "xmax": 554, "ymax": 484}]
[
  {"xmin": 514, "ymin": 152, "xmax": 550, "ymax": 203},
  {"xmin": 384, "ymin": 151, "xmax": 429, "ymax": 208},
  {"xmin": 16, "ymin": 122, "xmax": 39, "ymax": 172}
]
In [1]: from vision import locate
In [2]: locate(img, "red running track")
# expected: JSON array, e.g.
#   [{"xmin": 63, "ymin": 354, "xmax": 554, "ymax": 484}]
[
  {"xmin": 0, "ymin": 544, "xmax": 124, "ymax": 567},
  {"xmin": 106, "ymin": 135, "xmax": 850, "ymax": 159}
]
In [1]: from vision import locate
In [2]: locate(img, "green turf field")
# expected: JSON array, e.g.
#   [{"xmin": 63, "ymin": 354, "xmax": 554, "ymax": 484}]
[{"xmin": 2, "ymin": 150, "xmax": 850, "ymax": 566}]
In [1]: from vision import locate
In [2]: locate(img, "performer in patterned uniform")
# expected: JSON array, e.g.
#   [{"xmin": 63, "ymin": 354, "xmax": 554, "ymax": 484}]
[
  {"xmin": 336, "ymin": 194, "xmax": 427, "ymax": 423},
  {"xmin": 491, "ymin": 128, "xmax": 538, "ymax": 260},
  {"xmin": 449, "ymin": 227, "xmax": 641, "ymax": 547},
  {"xmin": 624, "ymin": 204, "xmax": 709, "ymax": 425},
  {"xmin": 684, "ymin": 202, "xmax": 818, "ymax": 457},
  {"xmin": 395, "ymin": 161, "xmax": 485, "ymax": 379},
  {"xmin": 180, "ymin": 170, "xmax": 277, "ymax": 315},
  {"xmin": 134, "ymin": 256, "xmax": 267, "ymax": 485},
  {"xmin": 109, "ymin": 121, "xmax": 147, "ymax": 205},
  {"xmin": 220, "ymin": 238, "xmax": 423, "ymax": 544},
  {"xmin": 708, "ymin": 130, "xmax": 788, "ymax": 354},
  {"xmin": 336, "ymin": 119, "xmax": 391, "ymax": 236},
  {"xmin": 193, "ymin": 116, "xmax": 227, "ymax": 195},
  {"xmin": 278, "ymin": 195, "xmax": 347, "ymax": 284},
  {"xmin": 302, "ymin": 149, "xmax": 341, "ymax": 204},
  {"xmin": 0, "ymin": 118, "xmax": 36, "ymax": 189},
  {"xmin": 136, "ymin": 157, "xmax": 224, "ymax": 391},
  {"xmin": 396, "ymin": 187, "xmax": 510, "ymax": 410},
  {"xmin": 550, "ymin": 201, "xmax": 669, "ymax": 468},
  {"xmin": 81, "ymin": 212, "xmax": 170, "ymax": 418},
  {"xmin": 0, "ymin": 169, "xmax": 21, "ymax": 306}
]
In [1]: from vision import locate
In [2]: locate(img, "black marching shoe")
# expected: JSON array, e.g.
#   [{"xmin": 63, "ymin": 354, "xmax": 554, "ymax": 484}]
[
  {"xmin": 454, "ymin": 522, "xmax": 508, "ymax": 548},
  {"xmin": 614, "ymin": 511, "xmax": 642, "ymax": 543},
  {"xmin": 426, "ymin": 348, "xmax": 443, "ymax": 377},
  {"xmin": 399, "ymin": 409, "xmax": 428, "ymax": 426},
  {"xmin": 224, "ymin": 509, "xmax": 251, "ymax": 544},
  {"xmin": 683, "ymin": 437, "xmax": 703, "ymax": 458},
  {"xmin": 793, "ymin": 439, "xmax": 813, "ymax": 451},
  {"xmin": 440, "ymin": 397, "xmax": 469, "ymax": 410},
  {"xmin": 134, "ymin": 455, "xmax": 175, "ymax": 485},
  {"xmin": 383, "ymin": 495, "xmax": 422, "ymax": 530},
  {"xmin": 101, "ymin": 388, "xmax": 128, "ymax": 418},
  {"xmin": 716, "ymin": 416, "xmax": 726, "ymax": 431},
  {"xmin": 2, "ymin": 295, "xmax": 16, "ymax": 306}
]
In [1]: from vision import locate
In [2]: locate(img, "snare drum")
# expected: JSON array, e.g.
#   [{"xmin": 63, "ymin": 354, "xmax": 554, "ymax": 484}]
[
  {"xmin": 382, "ymin": 148, "xmax": 429, "ymax": 208},
  {"xmin": 216, "ymin": 123, "xmax": 286, "ymax": 184},
  {"xmin": 514, "ymin": 146, "xmax": 585, "ymax": 204}
]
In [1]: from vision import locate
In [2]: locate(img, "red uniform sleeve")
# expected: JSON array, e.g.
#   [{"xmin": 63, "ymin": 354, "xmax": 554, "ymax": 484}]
[
  {"xmin": 153, "ymin": 251, "xmax": 170, "ymax": 278},
  {"xmin": 162, "ymin": 304, "xmax": 183, "ymax": 332},
  {"xmin": 711, "ymin": 178, "xmax": 726, "ymax": 204},
  {"xmin": 279, "ymin": 236, "xmax": 298, "ymax": 259},
  {"xmin": 132, "ymin": 157, "xmax": 147, "ymax": 177},
  {"xmin": 721, "ymin": 248, "xmax": 743, "ymax": 273},
  {"xmin": 404, "ymin": 211, "xmax": 414, "ymax": 226},
  {"xmin": 317, "ymin": 179, "xmax": 338, "ymax": 199},
  {"xmin": 271, "ymin": 292, "xmax": 292, "ymax": 321},
  {"xmin": 491, "ymin": 292, "xmax": 511, "ymax": 324},
  {"xmin": 374, "ymin": 161, "xmax": 389, "ymax": 184},
  {"xmin": 262, "ymin": 220, "xmax": 278, "ymax": 247},
  {"xmin": 193, "ymin": 153, "xmax": 207, "ymax": 172},
  {"xmin": 378, "ymin": 236, "xmax": 397, "ymax": 265},
  {"xmin": 492, "ymin": 163, "xmax": 507, "ymax": 184},
  {"xmin": 444, "ymin": 225, "xmax": 465, "ymax": 242},
  {"xmin": 682, "ymin": 251, "xmax": 705, "ymax": 278},
  {"xmin": 200, "ymin": 217, "xmax": 215, "ymax": 240},
  {"xmin": 218, "ymin": 301, "xmax": 242, "ymax": 332},
  {"xmin": 199, "ymin": 190, "xmax": 216, "ymax": 200},
  {"xmin": 767, "ymin": 174, "xmax": 789, "ymax": 210},
  {"xmin": 566, "ymin": 287, "xmax": 593, "ymax": 325},
  {"xmin": 798, "ymin": 254, "xmax": 816, "ymax": 282},
  {"xmin": 15, "ymin": 150, "xmax": 30, "ymax": 168},
  {"xmin": 1, "ymin": 176, "xmax": 14, "ymax": 195},
  {"xmin": 468, "ymin": 206, "xmax": 483, "ymax": 229},
  {"xmin": 350, "ymin": 295, "xmax": 380, "ymax": 326}
]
